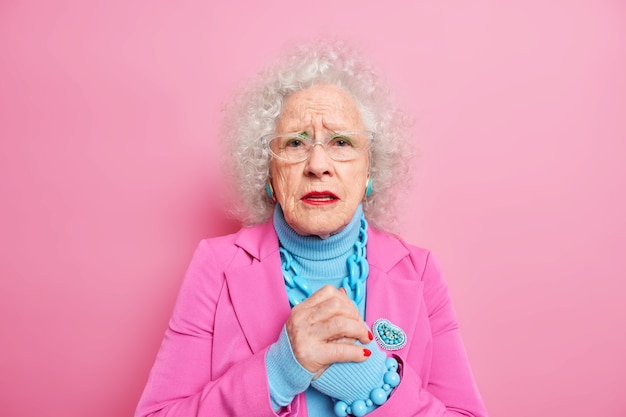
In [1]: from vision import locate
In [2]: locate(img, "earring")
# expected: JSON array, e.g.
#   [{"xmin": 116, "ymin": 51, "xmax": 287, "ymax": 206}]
[
  {"xmin": 266, "ymin": 181, "xmax": 276, "ymax": 202},
  {"xmin": 365, "ymin": 177, "xmax": 373, "ymax": 198}
]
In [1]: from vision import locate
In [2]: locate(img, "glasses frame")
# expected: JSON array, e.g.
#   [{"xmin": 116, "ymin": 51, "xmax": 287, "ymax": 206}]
[{"xmin": 261, "ymin": 130, "xmax": 375, "ymax": 163}]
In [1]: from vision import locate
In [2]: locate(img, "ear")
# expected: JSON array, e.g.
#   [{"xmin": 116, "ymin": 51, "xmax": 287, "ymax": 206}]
[
  {"xmin": 364, "ymin": 177, "xmax": 373, "ymax": 198},
  {"xmin": 265, "ymin": 180, "xmax": 277, "ymax": 202}
]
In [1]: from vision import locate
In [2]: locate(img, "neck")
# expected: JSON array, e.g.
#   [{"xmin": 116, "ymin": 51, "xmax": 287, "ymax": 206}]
[
  {"xmin": 273, "ymin": 204, "xmax": 364, "ymax": 263},
  {"xmin": 274, "ymin": 205, "xmax": 370, "ymax": 308}
]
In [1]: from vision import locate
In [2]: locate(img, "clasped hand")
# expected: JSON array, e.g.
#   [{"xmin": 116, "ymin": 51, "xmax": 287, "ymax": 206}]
[{"xmin": 286, "ymin": 285, "xmax": 372, "ymax": 378}]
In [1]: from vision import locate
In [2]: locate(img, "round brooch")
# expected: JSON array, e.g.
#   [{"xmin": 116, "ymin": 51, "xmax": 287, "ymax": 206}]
[{"xmin": 371, "ymin": 318, "xmax": 407, "ymax": 351}]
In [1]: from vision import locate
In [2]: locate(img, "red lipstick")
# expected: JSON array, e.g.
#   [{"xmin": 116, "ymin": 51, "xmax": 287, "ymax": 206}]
[{"xmin": 301, "ymin": 191, "xmax": 339, "ymax": 206}]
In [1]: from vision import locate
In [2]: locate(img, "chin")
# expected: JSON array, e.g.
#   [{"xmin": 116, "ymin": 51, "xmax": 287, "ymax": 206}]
[
  {"xmin": 286, "ymin": 208, "xmax": 350, "ymax": 238},
  {"xmin": 298, "ymin": 222, "xmax": 345, "ymax": 239},
  {"xmin": 294, "ymin": 227, "xmax": 333, "ymax": 239}
]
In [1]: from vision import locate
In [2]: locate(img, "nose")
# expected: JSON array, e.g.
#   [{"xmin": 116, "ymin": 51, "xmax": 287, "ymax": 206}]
[{"xmin": 305, "ymin": 141, "xmax": 333, "ymax": 177}]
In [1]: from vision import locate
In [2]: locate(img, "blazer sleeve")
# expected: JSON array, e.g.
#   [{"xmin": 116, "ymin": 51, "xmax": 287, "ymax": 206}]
[
  {"xmin": 134, "ymin": 240, "xmax": 300, "ymax": 417},
  {"xmin": 369, "ymin": 249, "xmax": 488, "ymax": 417}
]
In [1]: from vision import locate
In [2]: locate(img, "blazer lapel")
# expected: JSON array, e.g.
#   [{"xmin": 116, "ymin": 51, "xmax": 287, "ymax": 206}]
[
  {"xmin": 225, "ymin": 222, "xmax": 292, "ymax": 354},
  {"xmin": 365, "ymin": 229, "xmax": 424, "ymax": 355}
]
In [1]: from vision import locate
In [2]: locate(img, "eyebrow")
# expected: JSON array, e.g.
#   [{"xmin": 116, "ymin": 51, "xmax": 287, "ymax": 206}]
[{"xmin": 279, "ymin": 115, "xmax": 357, "ymax": 133}]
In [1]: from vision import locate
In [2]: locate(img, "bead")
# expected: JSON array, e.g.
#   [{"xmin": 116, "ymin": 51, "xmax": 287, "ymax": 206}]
[
  {"xmin": 293, "ymin": 275, "xmax": 312, "ymax": 296},
  {"xmin": 357, "ymin": 256, "xmax": 369, "ymax": 278},
  {"xmin": 384, "ymin": 370, "xmax": 401, "ymax": 387},
  {"xmin": 283, "ymin": 214, "xmax": 369, "ymax": 308},
  {"xmin": 348, "ymin": 254, "xmax": 359, "ymax": 281},
  {"xmin": 370, "ymin": 387, "xmax": 387, "ymax": 405},
  {"xmin": 342, "ymin": 277, "xmax": 352, "ymax": 299},
  {"xmin": 354, "ymin": 281, "xmax": 364, "ymax": 305},
  {"xmin": 385, "ymin": 357, "xmax": 399, "ymax": 371},
  {"xmin": 287, "ymin": 292, "xmax": 303, "ymax": 307},
  {"xmin": 333, "ymin": 400, "xmax": 348, "ymax": 417},
  {"xmin": 351, "ymin": 400, "xmax": 367, "ymax": 417},
  {"xmin": 328, "ymin": 350, "xmax": 402, "ymax": 417},
  {"xmin": 282, "ymin": 270, "xmax": 295, "ymax": 287}
]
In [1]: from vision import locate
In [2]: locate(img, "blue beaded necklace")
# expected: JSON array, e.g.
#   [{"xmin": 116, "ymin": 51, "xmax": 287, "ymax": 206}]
[
  {"xmin": 280, "ymin": 215, "xmax": 369, "ymax": 307},
  {"xmin": 278, "ymin": 214, "xmax": 403, "ymax": 417}
]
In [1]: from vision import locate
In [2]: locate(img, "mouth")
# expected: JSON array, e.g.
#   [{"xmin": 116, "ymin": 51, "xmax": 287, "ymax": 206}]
[{"xmin": 301, "ymin": 191, "xmax": 339, "ymax": 205}]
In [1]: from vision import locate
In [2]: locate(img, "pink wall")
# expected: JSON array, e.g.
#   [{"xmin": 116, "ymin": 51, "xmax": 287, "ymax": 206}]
[{"xmin": 1, "ymin": 1, "xmax": 625, "ymax": 416}]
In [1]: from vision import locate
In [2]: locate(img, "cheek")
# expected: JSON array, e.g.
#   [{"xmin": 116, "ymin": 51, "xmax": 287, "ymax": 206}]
[
  {"xmin": 345, "ymin": 162, "xmax": 369, "ymax": 194},
  {"xmin": 345, "ymin": 180, "xmax": 366, "ymax": 203},
  {"xmin": 270, "ymin": 165, "xmax": 298, "ymax": 201}
]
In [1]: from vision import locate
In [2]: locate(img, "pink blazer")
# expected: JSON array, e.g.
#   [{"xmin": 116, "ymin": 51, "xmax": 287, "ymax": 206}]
[{"xmin": 135, "ymin": 220, "xmax": 488, "ymax": 417}]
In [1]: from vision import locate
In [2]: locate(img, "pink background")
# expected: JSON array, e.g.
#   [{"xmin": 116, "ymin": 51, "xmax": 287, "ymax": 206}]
[{"xmin": 1, "ymin": 1, "xmax": 625, "ymax": 416}]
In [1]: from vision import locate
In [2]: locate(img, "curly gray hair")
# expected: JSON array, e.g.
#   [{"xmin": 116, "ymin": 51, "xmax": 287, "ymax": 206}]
[{"xmin": 222, "ymin": 40, "xmax": 411, "ymax": 232}]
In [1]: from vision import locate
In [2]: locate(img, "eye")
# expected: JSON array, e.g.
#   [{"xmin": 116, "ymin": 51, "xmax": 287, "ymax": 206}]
[
  {"xmin": 284, "ymin": 138, "xmax": 304, "ymax": 148},
  {"xmin": 284, "ymin": 132, "xmax": 310, "ymax": 148},
  {"xmin": 329, "ymin": 134, "xmax": 355, "ymax": 148}
]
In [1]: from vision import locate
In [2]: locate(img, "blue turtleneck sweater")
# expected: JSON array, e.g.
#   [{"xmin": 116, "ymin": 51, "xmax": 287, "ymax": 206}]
[
  {"xmin": 266, "ymin": 204, "xmax": 387, "ymax": 416},
  {"xmin": 273, "ymin": 203, "xmax": 367, "ymax": 316}
]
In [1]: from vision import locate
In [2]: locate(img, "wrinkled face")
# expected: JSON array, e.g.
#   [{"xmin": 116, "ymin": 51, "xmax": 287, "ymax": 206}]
[{"xmin": 270, "ymin": 84, "xmax": 370, "ymax": 239}]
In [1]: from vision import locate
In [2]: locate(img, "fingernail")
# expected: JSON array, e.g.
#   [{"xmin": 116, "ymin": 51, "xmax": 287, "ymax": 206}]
[
  {"xmin": 363, "ymin": 349, "xmax": 371, "ymax": 357},
  {"xmin": 368, "ymin": 331, "xmax": 373, "ymax": 341}
]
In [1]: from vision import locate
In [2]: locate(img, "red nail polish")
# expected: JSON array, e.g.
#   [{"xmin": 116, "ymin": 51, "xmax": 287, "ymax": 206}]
[
  {"xmin": 368, "ymin": 331, "xmax": 373, "ymax": 341},
  {"xmin": 363, "ymin": 349, "xmax": 371, "ymax": 357}
]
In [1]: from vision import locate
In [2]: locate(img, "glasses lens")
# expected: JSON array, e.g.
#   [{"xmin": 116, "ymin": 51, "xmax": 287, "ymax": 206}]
[
  {"xmin": 325, "ymin": 132, "xmax": 369, "ymax": 161},
  {"xmin": 269, "ymin": 134, "xmax": 311, "ymax": 161},
  {"xmin": 268, "ymin": 131, "xmax": 372, "ymax": 162}
]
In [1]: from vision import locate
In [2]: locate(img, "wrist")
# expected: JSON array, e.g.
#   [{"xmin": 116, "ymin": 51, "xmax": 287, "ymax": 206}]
[{"xmin": 266, "ymin": 326, "xmax": 315, "ymax": 409}]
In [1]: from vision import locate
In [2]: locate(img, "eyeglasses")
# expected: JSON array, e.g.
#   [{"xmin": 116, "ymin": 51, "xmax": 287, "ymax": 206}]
[{"xmin": 261, "ymin": 130, "xmax": 375, "ymax": 163}]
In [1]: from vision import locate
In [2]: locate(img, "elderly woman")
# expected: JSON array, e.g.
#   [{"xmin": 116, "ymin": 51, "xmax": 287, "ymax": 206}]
[{"xmin": 136, "ymin": 42, "xmax": 488, "ymax": 417}]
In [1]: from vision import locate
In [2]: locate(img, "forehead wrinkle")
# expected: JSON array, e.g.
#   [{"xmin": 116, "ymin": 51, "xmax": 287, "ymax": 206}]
[{"xmin": 277, "ymin": 85, "xmax": 364, "ymax": 133}]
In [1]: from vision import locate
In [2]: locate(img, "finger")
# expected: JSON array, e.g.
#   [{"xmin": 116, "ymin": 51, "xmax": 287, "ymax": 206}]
[
  {"xmin": 332, "ymin": 288, "xmax": 373, "ymax": 344},
  {"xmin": 304, "ymin": 290, "xmax": 362, "ymax": 324},
  {"xmin": 329, "ymin": 325, "xmax": 372, "ymax": 346},
  {"xmin": 288, "ymin": 289, "xmax": 358, "ymax": 336},
  {"xmin": 328, "ymin": 336, "xmax": 357, "ymax": 344},
  {"xmin": 314, "ymin": 315, "xmax": 370, "ymax": 343},
  {"xmin": 288, "ymin": 313, "xmax": 364, "ymax": 352},
  {"xmin": 297, "ymin": 285, "xmax": 348, "ymax": 311},
  {"xmin": 290, "ymin": 287, "xmax": 370, "ymax": 344},
  {"xmin": 315, "ymin": 340, "xmax": 373, "ymax": 367}
]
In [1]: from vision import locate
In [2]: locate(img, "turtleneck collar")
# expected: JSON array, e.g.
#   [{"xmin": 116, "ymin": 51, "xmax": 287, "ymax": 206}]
[{"xmin": 273, "ymin": 204, "xmax": 364, "ymax": 262}]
